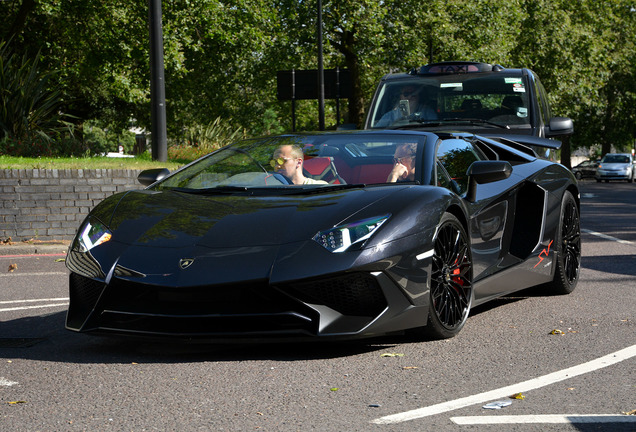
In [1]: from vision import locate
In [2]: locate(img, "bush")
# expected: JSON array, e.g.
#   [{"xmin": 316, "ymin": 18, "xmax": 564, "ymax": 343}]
[
  {"xmin": 83, "ymin": 120, "xmax": 137, "ymax": 155},
  {"xmin": 0, "ymin": 133, "xmax": 86, "ymax": 157},
  {"xmin": 168, "ymin": 117, "xmax": 246, "ymax": 162}
]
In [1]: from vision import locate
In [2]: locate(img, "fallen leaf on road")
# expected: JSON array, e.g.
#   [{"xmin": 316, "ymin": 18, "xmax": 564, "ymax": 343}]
[
  {"xmin": 623, "ymin": 409, "xmax": 636, "ymax": 415},
  {"xmin": 8, "ymin": 263, "xmax": 17, "ymax": 272},
  {"xmin": 330, "ymin": 387, "xmax": 339, "ymax": 391},
  {"xmin": 402, "ymin": 366, "xmax": 419, "ymax": 370},
  {"xmin": 380, "ymin": 353, "xmax": 404, "ymax": 357},
  {"xmin": 549, "ymin": 329, "xmax": 565, "ymax": 335},
  {"xmin": 510, "ymin": 392, "xmax": 525, "ymax": 400},
  {"xmin": 7, "ymin": 401, "xmax": 27, "ymax": 405}
]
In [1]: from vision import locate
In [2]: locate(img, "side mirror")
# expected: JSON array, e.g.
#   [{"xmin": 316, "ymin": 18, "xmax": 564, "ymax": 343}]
[
  {"xmin": 465, "ymin": 160, "xmax": 512, "ymax": 202},
  {"xmin": 138, "ymin": 168, "xmax": 170, "ymax": 186},
  {"xmin": 545, "ymin": 117, "xmax": 574, "ymax": 137}
]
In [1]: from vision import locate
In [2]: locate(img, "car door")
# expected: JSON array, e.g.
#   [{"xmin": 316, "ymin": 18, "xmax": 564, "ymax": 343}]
[{"xmin": 435, "ymin": 138, "xmax": 509, "ymax": 283}]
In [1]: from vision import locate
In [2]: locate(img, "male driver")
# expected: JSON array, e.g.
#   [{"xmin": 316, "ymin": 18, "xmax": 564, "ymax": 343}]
[
  {"xmin": 375, "ymin": 85, "xmax": 437, "ymax": 128},
  {"xmin": 271, "ymin": 145, "xmax": 328, "ymax": 185}
]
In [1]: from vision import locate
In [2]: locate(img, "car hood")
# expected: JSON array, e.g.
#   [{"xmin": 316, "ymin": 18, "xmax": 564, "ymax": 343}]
[
  {"xmin": 93, "ymin": 187, "xmax": 402, "ymax": 249},
  {"xmin": 599, "ymin": 163, "xmax": 630, "ymax": 169}
]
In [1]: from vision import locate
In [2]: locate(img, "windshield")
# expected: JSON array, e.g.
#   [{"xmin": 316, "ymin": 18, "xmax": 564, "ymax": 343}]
[
  {"xmin": 602, "ymin": 154, "xmax": 630, "ymax": 164},
  {"xmin": 152, "ymin": 134, "xmax": 428, "ymax": 192},
  {"xmin": 369, "ymin": 74, "xmax": 531, "ymax": 130}
]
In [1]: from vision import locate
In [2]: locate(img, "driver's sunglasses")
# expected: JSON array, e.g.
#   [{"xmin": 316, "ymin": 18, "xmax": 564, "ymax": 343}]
[
  {"xmin": 270, "ymin": 157, "xmax": 294, "ymax": 168},
  {"xmin": 393, "ymin": 155, "xmax": 414, "ymax": 164}
]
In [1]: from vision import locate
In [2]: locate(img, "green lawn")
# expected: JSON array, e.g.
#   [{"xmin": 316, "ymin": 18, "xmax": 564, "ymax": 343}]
[{"xmin": 0, "ymin": 155, "xmax": 183, "ymax": 171}]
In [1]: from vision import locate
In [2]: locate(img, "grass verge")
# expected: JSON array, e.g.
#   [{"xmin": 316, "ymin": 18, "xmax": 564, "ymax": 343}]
[{"xmin": 0, "ymin": 155, "xmax": 183, "ymax": 171}]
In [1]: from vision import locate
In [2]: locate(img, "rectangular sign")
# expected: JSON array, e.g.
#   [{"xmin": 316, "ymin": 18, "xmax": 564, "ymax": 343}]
[{"xmin": 277, "ymin": 69, "xmax": 352, "ymax": 100}]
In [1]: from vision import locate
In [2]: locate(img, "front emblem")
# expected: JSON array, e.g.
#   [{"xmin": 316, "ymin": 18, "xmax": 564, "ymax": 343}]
[{"xmin": 179, "ymin": 258, "xmax": 195, "ymax": 269}]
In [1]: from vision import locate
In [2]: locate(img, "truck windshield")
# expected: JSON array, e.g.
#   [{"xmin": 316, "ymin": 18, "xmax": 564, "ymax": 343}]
[{"xmin": 369, "ymin": 74, "xmax": 532, "ymax": 130}]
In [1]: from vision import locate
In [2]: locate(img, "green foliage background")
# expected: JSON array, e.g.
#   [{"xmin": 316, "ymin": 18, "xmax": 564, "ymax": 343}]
[{"xmin": 1, "ymin": 0, "xmax": 635, "ymax": 162}]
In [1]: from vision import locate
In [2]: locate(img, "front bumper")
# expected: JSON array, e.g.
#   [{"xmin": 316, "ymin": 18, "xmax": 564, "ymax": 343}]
[
  {"xmin": 66, "ymin": 267, "xmax": 427, "ymax": 341},
  {"xmin": 595, "ymin": 170, "xmax": 631, "ymax": 180}
]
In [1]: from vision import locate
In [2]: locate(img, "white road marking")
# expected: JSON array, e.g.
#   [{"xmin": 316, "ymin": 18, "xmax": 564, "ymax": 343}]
[
  {"xmin": 0, "ymin": 298, "xmax": 70, "ymax": 305},
  {"xmin": 451, "ymin": 414, "xmax": 636, "ymax": 425},
  {"xmin": 0, "ymin": 298, "xmax": 70, "ymax": 313},
  {"xmin": 0, "ymin": 271, "xmax": 67, "ymax": 278},
  {"xmin": 0, "ymin": 303, "xmax": 69, "ymax": 313},
  {"xmin": 0, "ymin": 377, "xmax": 19, "ymax": 387},
  {"xmin": 582, "ymin": 228, "xmax": 633, "ymax": 245},
  {"xmin": 371, "ymin": 344, "xmax": 636, "ymax": 425}
]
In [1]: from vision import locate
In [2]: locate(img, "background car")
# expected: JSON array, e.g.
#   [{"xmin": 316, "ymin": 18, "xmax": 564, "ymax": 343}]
[
  {"xmin": 595, "ymin": 153, "xmax": 635, "ymax": 182},
  {"xmin": 65, "ymin": 130, "xmax": 581, "ymax": 342},
  {"xmin": 364, "ymin": 61, "xmax": 574, "ymax": 160},
  {"xmin": 571, "ymin": 159, "xmax": 598, "ymax": 180}
]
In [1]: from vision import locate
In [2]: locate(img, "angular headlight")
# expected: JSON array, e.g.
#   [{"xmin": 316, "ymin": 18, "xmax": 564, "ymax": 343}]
[
  {"xmin": 313, "ymin": 214, "xmax": 390, "ymax": 253},
  {"xmin": 75, "ymin": 218, "xmax": 112, "ymax": 252}
]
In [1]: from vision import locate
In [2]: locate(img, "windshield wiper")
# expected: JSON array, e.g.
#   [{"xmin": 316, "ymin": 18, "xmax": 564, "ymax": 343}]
[
  {"xmin": 441, "ymin": 118, "xmax": 510, "ymax": 129},
  {"xmin": 394, "ymin": 117, "xmax": 510, "ymax": 130},
  {"xmin": 274, "ymin": 183, "xmax": 367, "ymax": 195},
  {"xmin": 170, "ymin": 186, "xmax": 249, "ymax": 194}
]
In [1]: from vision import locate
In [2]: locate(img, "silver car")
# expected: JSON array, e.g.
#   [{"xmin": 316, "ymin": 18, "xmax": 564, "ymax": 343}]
[{"xmin": 595, "ymin": 153, "xmax": 635, "ymax": 183}]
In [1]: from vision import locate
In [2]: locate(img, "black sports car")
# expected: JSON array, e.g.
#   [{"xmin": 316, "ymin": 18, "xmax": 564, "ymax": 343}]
[{"xmin": 66, "ymin": 130, "xmax": 581, "ymax": 341}]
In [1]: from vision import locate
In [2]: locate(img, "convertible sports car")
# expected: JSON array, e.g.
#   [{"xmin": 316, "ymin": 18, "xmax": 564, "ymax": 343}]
[{"xmin": 66, "ymin": 130, "xmax": 581, "ymax": 341}]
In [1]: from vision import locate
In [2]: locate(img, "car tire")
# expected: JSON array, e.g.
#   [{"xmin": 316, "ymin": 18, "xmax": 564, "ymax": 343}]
[
  {"xmin": 574, "ymin": 171, "xmax": 582, "ymax": 180},
  {"xmin": 545, "ymin": 190, "xmax": 581, "ymax": 295},
  {"xmin": 421, "ymin": 212, "xmax": 473, "ymax": 339}
]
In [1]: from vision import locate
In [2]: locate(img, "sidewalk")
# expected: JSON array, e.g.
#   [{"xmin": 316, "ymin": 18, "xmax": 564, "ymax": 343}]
[{"xmin": 0, "ymin": 240, "xmax": 70, "ymax": 256}]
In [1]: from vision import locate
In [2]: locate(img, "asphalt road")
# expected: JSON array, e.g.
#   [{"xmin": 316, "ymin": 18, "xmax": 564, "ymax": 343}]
[{"xmin": 1, "ymin": 180, "xmax": 634, "ymax": 431}]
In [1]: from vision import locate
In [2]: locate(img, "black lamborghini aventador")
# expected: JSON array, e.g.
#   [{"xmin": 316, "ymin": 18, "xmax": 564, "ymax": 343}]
[{"xmin": 66, "ymin": 130, "xmax": 581, "ymax": 341}]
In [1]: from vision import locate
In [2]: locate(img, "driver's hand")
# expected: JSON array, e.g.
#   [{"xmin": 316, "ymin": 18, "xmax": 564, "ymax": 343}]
[{"xmin": 387, "ymin": 162, "xmax": 408, "ymax": 182}]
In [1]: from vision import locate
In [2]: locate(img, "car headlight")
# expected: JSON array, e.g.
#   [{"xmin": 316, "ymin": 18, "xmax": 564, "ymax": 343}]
[
  {"xmin": 75, "ymin": 218, "xmax": 112, "ymax": 252},
  {"xmin": 313, "ymin": 214, "xmax": 390, "ymax": 253}
]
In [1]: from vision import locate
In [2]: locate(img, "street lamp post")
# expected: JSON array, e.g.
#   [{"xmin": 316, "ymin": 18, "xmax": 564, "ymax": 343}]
[
  {"xmin": 148, "ymin": 0, "xmax": 168, "ymax": 162},
  {"xmin": 317, "ymin": 0, "xmax": 325, "ymax": 131}
]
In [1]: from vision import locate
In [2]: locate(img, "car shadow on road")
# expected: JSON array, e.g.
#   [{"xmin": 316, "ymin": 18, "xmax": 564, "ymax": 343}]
[
  {"xmin": 581, "ymin": 254, "xmax": 636, "ymax": 277},
  {"xmin": 0, "ymin": 310, "xmax": 400, "ymax": 364}
]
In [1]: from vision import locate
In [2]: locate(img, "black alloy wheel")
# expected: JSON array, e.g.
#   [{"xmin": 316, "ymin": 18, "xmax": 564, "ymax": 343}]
[
  {"xmin": 424, "ymin": 213, "xmax": 473, "ymax": 339},
  {"xmin": 547, "ymin": 191, "xmax": 581, "ymax": 294}
]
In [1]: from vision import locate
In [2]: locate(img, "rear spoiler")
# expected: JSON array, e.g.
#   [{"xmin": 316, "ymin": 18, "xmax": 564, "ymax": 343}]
[
  {"xmin": 483, "ymin": 134, "xmax": 562, "ymax": 150},
  {"xmin": 483, "ymin": 134, "xmax": 561, "ymax": 159}
]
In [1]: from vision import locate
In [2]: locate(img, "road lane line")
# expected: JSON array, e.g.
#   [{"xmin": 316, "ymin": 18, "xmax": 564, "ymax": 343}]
[
  {"xmin": 0, "ymin": 271, "xmax": 67, "ymax": 278},
  {"xmin": 0, "ymin": 303, "xmax": 69, "ymax": 313},
  {"xmin": 0, "ymin": 377, "xmax": 19, "ymax": 387},
  {"xmin": 451, "ymin": 414, "xmax": 636, "ymax": 425},
  {"xmin": 582, "ymin": 228, "xmax": 633, "ymax": 245},
  {"xmin": 371, "ymin": 344, "xmax": 636, "ymax": 425},
  {"xmin": 0, "ymin": 298, "xmax": 70, "ymax": 305}
]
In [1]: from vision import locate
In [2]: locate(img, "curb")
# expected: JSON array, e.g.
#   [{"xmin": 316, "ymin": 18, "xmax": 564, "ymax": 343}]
[{"xmin": 0, "ymin": 241, "xmax": 70, "ymax": 256}]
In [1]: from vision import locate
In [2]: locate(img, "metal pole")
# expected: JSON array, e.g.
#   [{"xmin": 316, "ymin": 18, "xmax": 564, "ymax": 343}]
[
  {"xmin": 149, "ymin": 0, "xmax": 167, "ymax": 162},
  {"xmin": 317, "ymin": 0, "xmax": 325, "ymax": 131},
  {"xmin": 292, "ymin": 69, "xmax": 296, "ymax": 132},
  {"xmin": 335, "ymin": 67, "xmax": 340, "ymax": 126}
]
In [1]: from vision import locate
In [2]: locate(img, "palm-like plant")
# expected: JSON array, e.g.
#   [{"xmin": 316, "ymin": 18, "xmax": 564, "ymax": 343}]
[{"xmin": 0, "ymin": 40, "xmax": 72, "ymax": 143}]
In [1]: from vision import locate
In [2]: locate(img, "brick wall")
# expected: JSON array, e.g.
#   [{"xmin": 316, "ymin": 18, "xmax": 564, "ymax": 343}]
[{"xmin": 0, "ymin": 169, "xmax": 143, "ymax": 241}]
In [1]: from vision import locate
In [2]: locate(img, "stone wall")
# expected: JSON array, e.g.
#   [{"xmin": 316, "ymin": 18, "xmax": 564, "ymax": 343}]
[{"xmin": 0, "ymin": 169, "xmax": 143, "ymax": 241}]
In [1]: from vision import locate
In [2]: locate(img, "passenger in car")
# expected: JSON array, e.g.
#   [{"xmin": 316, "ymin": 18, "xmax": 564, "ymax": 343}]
[
  {"xmin": 387, "ymin": 142, "xmax": 417, "ymax": 183},
  {"xmin": 271, "ymin": 145, "xmax": 328, "ymax": 185}
]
